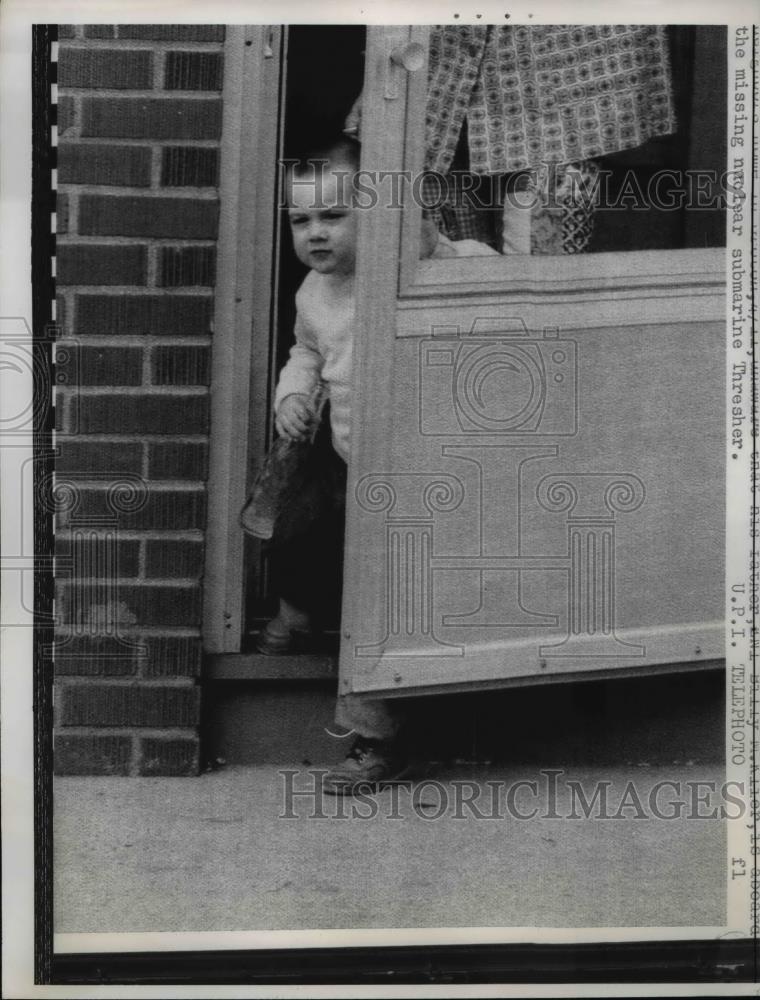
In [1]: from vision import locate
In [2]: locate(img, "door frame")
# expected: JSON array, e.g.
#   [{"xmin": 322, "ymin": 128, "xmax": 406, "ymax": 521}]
[
  {"xmin": 204, "ymin": 26, "xmax": 284, "ymax": 654},
  {"xmin": 203, "ymin": 24, "xmax": 727, "ymax": 677}
]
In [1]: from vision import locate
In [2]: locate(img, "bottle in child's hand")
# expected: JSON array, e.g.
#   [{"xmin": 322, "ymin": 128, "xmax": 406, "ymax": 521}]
[
  {"xmin": 241, "ymin": 381, "xmax": 327, "ymax": 539},
  {"xmin": 276, "ymin": 382, "xmax": 327, "ymax": 443},
  {"xmin": 276, "ymin": 393, "xmax": 315, "ymax": 442}
]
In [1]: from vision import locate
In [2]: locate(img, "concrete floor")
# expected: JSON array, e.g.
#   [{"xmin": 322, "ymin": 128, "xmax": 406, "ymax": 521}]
[
  {"xmin": 54, "ymin": 764, "xmax": 725, "ymax": 934},
  {"xmin": 55, "ymin": 670, "xmax": 726, "ymax": 934}
]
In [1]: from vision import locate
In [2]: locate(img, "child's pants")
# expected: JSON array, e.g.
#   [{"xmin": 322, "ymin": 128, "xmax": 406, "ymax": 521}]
[
  {"xmin": 266, "ymin": 436, "xmax": 401, "ymax": 743},
  {"xmin": 335, "ymin": 693, "xmax": 401, "ymax": 742},
  {"xmin": 266, "ymin": 439, "xmax": 346, "ymax": 625}
]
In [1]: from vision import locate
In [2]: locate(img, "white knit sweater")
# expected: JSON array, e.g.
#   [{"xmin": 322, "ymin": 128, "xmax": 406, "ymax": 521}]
[
  {"xmin": 273, "ymin": 269, "xmax": 354, "ymax": 462},
  {"xmin": 273, "ymin": 238, "xmax": 497, "ymax": 462}
]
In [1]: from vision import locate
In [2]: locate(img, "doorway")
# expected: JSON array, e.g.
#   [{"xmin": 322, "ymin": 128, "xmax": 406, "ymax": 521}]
[
  {"xmin": 204, "ymin": 24, "xmax": 725, "ymax": 686},
  {"xmin": 201, "ymin": 23, "xmax": 725, "ymax": 770},
  {"xmin": 241, "ymin": 26, "xmax": 366, "ymax": 649}
]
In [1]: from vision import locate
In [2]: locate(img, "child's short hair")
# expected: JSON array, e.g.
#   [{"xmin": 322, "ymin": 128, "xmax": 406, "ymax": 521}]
[
  {"xmin": 283, "ymin": 136, "xmax": 361, "ymax": 209},
  {"xmin": 289, "ymin": 135, "xmax": 360, "ymax": 178}
]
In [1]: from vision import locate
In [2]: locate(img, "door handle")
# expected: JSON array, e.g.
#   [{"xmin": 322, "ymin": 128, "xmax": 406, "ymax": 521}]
[
  {"xmin": 390, "ymin": 41, "xmax": 425, "ymax": 71},
  {"xmin": 385, "ymin": 40, "xmax": 425, "ymax": 99}
]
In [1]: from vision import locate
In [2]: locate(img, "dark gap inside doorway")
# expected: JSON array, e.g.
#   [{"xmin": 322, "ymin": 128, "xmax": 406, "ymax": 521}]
[{"xmin": 243, "ymin": 25, "xmax": 366, "ymax": 646}]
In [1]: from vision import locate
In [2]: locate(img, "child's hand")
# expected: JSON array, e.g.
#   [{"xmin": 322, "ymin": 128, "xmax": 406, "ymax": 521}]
[{"xmin": 276, "ymin": 393, "xmax": 314, "ymax": 442}]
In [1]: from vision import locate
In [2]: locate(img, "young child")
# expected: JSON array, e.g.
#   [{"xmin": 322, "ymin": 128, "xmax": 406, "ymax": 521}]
[
  {"xmin": 257, "ymin": 138, "xmax": 356, "ymax": 652},
  {"xmin": 257, "ymin": 137, "xmax": 407, "ymax": 794},
  {"xmin": 259, "ymin": 136, "xmax": 495, "ymax": 794}
]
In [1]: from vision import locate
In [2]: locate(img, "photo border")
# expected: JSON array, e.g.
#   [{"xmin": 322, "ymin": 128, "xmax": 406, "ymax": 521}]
[
  {"xmin": 31, "ymin": 20, "xmax": 56, "ymax": 986},
  {"xmin": 1, "ymin": 4, "xmax": 756, "ymax": 994}
]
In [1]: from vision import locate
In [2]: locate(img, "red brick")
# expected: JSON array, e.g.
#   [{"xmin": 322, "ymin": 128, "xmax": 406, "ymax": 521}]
[
  {"xmin": 145, "ymin": 540, "xmax": 203, "ymax": 578},
  {"xmin": 138, "ymin": 736, "xmax": 199, "ymax": 776},
  {"xmin": 55, "ymin": 439, "xmax": 143, "ymax": 475},
  {"xmin": 57, "ymin": 244, "xmax": 147, "ymax": 286},
  {"xmin": 161, "ymin": 147, "xmax": 219, "ymax": 187},
  {"xmin": 147, "ymin": 441, "xmax": 207, "ymax": 480},
  {"xmin": 118, "ymin": 25, "xmax": 224, "ymax": 41},
  {"xmin": 57, "ymin": 143, "xmax": 152, "ymax": 187},
  {"xmin": 55, "ymin": 577, "xmax": 144, "ymax": 627},
  {"xmin": 58, "ymin": 96, "xmax": 76, "ymax": 136},
  {"xmin": 54, "ymin": 733, "xmax": 132, "ymax": 775},
  {"xmin": 151, "ymin": 345, "xmax": 210, "ymax": 385},
  {"xmin": 56, "ymin": 533, "xmax": 140, "ymax": 577},
  {"xmin": 58, "ymin": 583, "xmax": 201, "ymax": 630},
  {"xmin": 79, "ymin": 195, "xmax": 219, "ymax": 238},
  {"xmin": 56, "ymin": 193, "xmax": 69, "ymax": 234},
  {"xmin": 159, "ymin": 246, "xmax": 216, "ymax": 287},
  {"xmin": 49, "ymin": 25, "xmax": 228, "ymax": 770},
  {"xmin": 125, "ymin": 585, "xmax": 201, "ymax": 625},
  {"xmin": 82, "ymin": 25, "xmax": 115, "ymax": 39},
  {"xmin": 76, "ymin": 394, "xmax": 208, "ymax": 434},
  {"xmin": 74, "ymin": 293, "xmax": 213, "ymax": 337},
  {"xmin": 54, "ymin": 634, "xmax": 202, "ymax": 678},
  {"xmin": 58, "ymin": 48, "xmax": 153, "ymax": 89},
  {"xmin": 164, "ymin": 51, "xmax": 223, "ymax": 91},
  {"xmin": 59, "ymin": 681, "xmax": 200, "ymax": 727},
  {"xmin": 82, "ymin": 97, "xmax": 222, "ymax": 140},
  {"xmin": 63, "ymin": 345, "xmax": 143, "ymax": 386},
  {"xmin": 59, "ymin": 488, "xmax": 206, "ymax": 530},
  {"xmin": 54, "ymin": 392, "xmax": 79, "ymax": 435},
  {"xmin": 54, "ymin": 634, "xmax": 143, "ymax": 677},
  {"xmin": 140, "ymin": 635, "xmax": 201, "ymax": 678}
]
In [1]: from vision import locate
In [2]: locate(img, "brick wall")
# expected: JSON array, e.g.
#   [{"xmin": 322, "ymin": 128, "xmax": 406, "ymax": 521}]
[{"xmin": 54, "ymin": 25, "xmax": 225, "ymax": 776}]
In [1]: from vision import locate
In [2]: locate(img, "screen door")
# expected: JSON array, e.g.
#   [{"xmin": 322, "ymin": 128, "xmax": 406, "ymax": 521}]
[{"xmin": 339, "ymin": 25, "xmax": 726, "ymax": 700}]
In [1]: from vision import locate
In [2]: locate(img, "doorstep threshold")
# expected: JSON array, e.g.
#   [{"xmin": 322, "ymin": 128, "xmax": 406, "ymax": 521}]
[{"xmin": 205, "ymin": 651, "xmax": 338, "ymax": 681}]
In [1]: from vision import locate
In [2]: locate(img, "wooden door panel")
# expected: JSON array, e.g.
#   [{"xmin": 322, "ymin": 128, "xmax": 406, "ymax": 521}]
[
  {"xmin": 344, "ymin": 316, "xmax": 723, "ymax": 695},
  {"xmin": 339, "ymin": 26, "xmax": 725, "ymax": 698}
]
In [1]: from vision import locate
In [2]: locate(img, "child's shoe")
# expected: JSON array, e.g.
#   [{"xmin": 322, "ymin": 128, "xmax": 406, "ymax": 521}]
[
  {"xmin": 255, "ymin": 621, "xmax": 315, "ymax": 654},
  {"xmin": 255, "ymin": 601, "xmax": 314, "ymax": 655},
  {"xmin": 322, "ymin": 736, "xmax": 409, "ymax": 795}
]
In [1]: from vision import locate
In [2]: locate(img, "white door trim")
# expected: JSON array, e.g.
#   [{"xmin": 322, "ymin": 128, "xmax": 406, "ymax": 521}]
[{"xmin": 203, "ymin": 26, "xmax": 283, "ymax": 653}]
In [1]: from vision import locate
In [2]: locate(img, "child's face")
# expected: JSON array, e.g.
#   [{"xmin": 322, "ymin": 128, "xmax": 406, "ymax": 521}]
[{"xmin": 287, "ymin": 166, "xmax": 357, "ymax": 277}]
